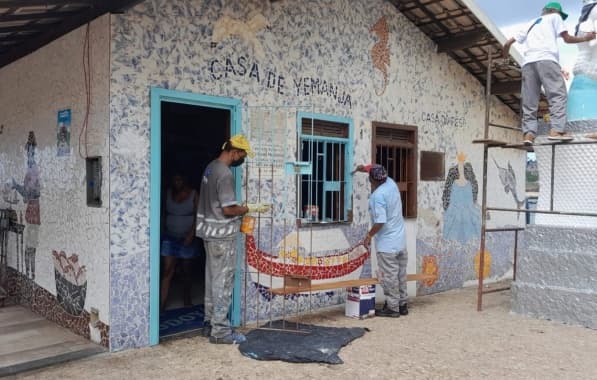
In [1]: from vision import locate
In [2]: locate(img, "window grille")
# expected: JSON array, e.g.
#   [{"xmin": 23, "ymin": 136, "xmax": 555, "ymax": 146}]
[
  {"xmin": 299, "ymin": 115, "xmax": 352, "ymax": 223},
  {"xmin": 372, "ymin": 122, "xmax": 417, "ymax": 218}
]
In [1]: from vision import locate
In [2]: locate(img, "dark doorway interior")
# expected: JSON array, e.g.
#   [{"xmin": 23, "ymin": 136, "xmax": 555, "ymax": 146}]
[{"xmin": 159, "ymin": 101, "xmax": 229, "ymax": 338}]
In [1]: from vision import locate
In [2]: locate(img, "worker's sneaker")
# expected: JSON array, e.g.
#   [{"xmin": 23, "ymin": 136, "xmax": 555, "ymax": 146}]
[
  {"xmin": 201, "ymin": 321, "xmax": 212, "ymax": 337},
  {"xmin": 547, "ymin": 130, "xmax": 573, "ymax": 141},
  {"xmin": 399, "ymin": 303, "xmax": 409, "ymax": 316},
  {"xmin": 523, "ymin": 133, "xmax": 535, "ymax": 145},
  {"xmin": 375, "ymin": 305, "xmax": 400, "ymax": 318},
  {"xmin": 209, "ymin": 331, "xmax": 247, "ymax": 344}
]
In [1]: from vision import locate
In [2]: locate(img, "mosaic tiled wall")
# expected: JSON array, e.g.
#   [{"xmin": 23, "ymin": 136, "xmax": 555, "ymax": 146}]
[
  {"xmin": 5, "ymin": 268, "xmax": 109, "ymax": 347},
  {"xmin": 0, "ymin": 16, "xmax": 111, "ymax": 341},
  {"xmin": 110, "ymin": 0, "xmax": 523, "ymax": 349}
]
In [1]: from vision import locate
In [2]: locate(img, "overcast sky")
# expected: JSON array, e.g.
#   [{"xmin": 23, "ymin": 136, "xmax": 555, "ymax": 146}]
[{"xmin": 475, "ymin": 0, "xmax": 586, "ymax": 73}]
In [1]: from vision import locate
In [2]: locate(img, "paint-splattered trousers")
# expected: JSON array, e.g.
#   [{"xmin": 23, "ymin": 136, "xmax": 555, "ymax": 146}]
[
  {"xmin": 521, "ymin": 60, "xmax": 568, "ymax": 135},
  {"xmin": 376, "ymin": 250, "xmax": 408, "ymax": 311},
  {"xmin": 203, "ymin": 238, "xmax": 236, "ymax": 338}
]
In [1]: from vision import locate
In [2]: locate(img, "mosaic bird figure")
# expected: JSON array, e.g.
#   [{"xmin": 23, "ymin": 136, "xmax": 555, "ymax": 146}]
[
  {"xmin": 211, "ymin": 12, "xmax": 269, "ymax": 60},
  {"xmin": 493, "ymin": 158, "xmax": 526, "ymax": 218}
]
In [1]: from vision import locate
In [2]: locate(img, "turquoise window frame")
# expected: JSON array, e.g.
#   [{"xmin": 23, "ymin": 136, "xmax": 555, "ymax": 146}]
[
  {"xmin": 149, "ymin": 87, "xmax": 242, "ymax": 345},
  {"xmin": 296, "ymin": 112, "xmax": 353, "ymax": 223}
]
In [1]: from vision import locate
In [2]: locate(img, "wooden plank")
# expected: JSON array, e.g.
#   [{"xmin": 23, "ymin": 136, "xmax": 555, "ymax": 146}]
[
  {"xmin": 268, "ymin": 273, "xmax": 438, "ymax": 295},
  {"xmin": 502, "ymin": 143, "xmax": 534, "ymax": 152},
  {"xmin": 436, "ymin": 30, "xmax": 487, "ymax": 53},
  {"xmin": 491, "ymin": 80, "xmax": 521, "ymax": 95},
  {"xmin": 268, "ymin": 278, "xmax": 379, "ymax": 295},
  {"xmin": 472, "ymin": 139, "xmax": 507, "ymax": 147},
  {"xmin": 406, "ymin": 273, "xmax": 437, "ymax": 282}
]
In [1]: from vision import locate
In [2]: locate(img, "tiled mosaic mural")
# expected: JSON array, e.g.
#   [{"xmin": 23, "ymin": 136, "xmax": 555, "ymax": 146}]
[
  {"xmin": 109, "ymin": 0, "xmax": 522, "ymax": 349},
  {"xmin": 6, "ymin": 267, "xmax": 109, "ymax": 348},
  {"xmin": 0, "ymin": 14, "xmax": 111, "ymax": 347}
]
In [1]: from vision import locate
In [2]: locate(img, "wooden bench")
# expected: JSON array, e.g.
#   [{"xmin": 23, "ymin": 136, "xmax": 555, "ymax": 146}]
[{"xmin": 267, "ymin": 273, "xmax": 437, "ymax": 295}]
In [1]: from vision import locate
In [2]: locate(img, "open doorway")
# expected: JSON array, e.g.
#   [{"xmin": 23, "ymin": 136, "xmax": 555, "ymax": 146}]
[{"xmin": 158, "ymin": 101, "xmax": 228, "ymax": 339}]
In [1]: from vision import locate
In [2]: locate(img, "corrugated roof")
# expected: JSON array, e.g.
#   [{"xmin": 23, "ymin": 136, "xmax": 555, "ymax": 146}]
[
  {"xmin": 0, "ymin": 0, "xmax": 142, "ymax": 68},
  {"xmin": 390, "ymin": 0, "xmax": 546, "ymax": 116}
]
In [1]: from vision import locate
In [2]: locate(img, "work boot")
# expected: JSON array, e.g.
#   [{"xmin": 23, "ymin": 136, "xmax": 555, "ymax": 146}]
[
  {"xmin": 201, "ymin": 321, "xmax": 212, "ymax": 337},
  {"xmin": 523, "ymin": 133, "xmax": 535, "ymax": 145},
  {"xmin": 547, "ymin": 129, "xmax": 573, "ymax": 141},
  {"xmin": 375, "ymin": 303, "xmax": 400, "ymax": 318},
  {"xmin": 209, "ymin": 331, "xmax": 246, "ymax": 344},
  {"xmin": 399, "ymin": 303, "xmax": 409, "ymax": 316}
]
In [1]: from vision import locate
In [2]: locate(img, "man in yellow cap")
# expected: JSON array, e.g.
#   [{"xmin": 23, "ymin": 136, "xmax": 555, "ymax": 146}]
[
  {"xmin": 502, "ymin": 2, "xmax": 596, "ymax": 144},
  {"xmin": 195, "ymin": 134, "xmax": 255, "ymax": 344}
]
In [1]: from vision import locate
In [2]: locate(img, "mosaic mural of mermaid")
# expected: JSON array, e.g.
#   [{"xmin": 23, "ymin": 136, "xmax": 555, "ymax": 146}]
[
  {"xmin": 442, "ymin": 152, "xmax": 480, "ymax": 244},
  {"xmin": 11, "ymin": 131, "xmax": 41, "ymax": 280}
]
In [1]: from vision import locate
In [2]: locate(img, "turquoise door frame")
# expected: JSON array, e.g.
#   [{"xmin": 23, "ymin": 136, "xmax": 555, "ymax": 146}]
[{"xmin": 149, "ymin": 87, "xmax": 242, "ymax": 345}]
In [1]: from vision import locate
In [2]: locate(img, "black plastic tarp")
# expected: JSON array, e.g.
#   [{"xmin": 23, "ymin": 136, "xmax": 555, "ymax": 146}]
[{"xmin": 238, "ymin": 320, "xmax": 366, "ymax": 364}]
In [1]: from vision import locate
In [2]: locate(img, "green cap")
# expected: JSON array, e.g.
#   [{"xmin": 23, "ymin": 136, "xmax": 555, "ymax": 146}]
[{"xmin": 544, "ymin": 2, "xmax": 568, "ymax": 20}]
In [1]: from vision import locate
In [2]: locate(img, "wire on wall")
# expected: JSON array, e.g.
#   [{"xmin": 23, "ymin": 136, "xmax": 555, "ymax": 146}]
[{"xmin": 79, "ymin": 23, "xmax": 92, "ymax": 159}]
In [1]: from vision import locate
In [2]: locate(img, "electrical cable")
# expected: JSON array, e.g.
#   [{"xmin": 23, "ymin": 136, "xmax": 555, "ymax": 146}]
[{"xmin": 79, "ymin": 23, "xmax": 92, "ymax": 159}]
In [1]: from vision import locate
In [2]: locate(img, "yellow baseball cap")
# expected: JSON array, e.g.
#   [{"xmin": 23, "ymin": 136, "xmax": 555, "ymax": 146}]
[{"xmin": 228, "ymin": 134, "xmax": 254, "ymax": 158}]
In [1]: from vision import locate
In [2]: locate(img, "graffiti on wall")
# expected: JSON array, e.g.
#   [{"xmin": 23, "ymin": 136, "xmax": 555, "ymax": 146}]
[
  {"xmin": 209, "ymin": 55, "xmax": 353, "ymax": 107},
  {"xmin": 11, "ymin": 131, "xmax": 41, "ymax": 280},
  {"xmin": 493, "ymin": 157, "xmax": 525, "ymax": 219},
  {"xmin": 209, "ymin": 12, "xmax": 353, "ymax": 107},
  {"xmin": 421, "ymin": 111, "xmax": 466, "ymax": 129},
  {"xmin": 52, "ymin": 250, "xmax": 87, "ymax": 316},
  {"xmin": 370, "ymin": 16, "xmax": 390, "ymax": 96},
  {"xmin": 442, "ymin": 152, "xmax": 480, "ymax": 244}
]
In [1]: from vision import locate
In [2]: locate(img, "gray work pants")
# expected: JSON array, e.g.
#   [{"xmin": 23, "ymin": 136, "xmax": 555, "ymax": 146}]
[
  {"xmin": 377, "ymin": 250, "xmax": 408, "ymax": 311},
  {"xmin": 203, "ymin": 239, "xmax": 236, "ymax": 338},
  {"xmin": 521, "ymin": 60, "xmax": 568, "ymax": 135}
]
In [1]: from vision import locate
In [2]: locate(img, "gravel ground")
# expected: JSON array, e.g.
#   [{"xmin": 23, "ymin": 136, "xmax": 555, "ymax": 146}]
[{"xmin": 13, "ymin": 283, "xmax": 597, "ymax": 380}]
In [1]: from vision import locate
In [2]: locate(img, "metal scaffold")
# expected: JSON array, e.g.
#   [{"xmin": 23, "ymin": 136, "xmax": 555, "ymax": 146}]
[{"xmin": 473, "ymin": 52, "xmax": 597, "ymax": 311}]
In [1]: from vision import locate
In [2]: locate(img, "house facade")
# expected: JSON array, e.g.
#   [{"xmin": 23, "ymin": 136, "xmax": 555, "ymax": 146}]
[{"xmin": 0, "ymin": 0, "xmax": 523, "ymax": 351}]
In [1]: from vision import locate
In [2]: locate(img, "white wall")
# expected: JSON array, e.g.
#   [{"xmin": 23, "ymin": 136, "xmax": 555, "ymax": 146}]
[{"xmin": 0, "ymin": 15, "xmax": 111, "ymax": 323}]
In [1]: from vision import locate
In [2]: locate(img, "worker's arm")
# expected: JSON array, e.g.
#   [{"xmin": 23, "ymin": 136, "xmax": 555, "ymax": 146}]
[
  {"xmin": 561, "ymin": 31, "xmax": 596, "ymax": 44},
  {"xmin": 364, "ymin": 223, "xmax": 384, "ymax": 247},
  {"xmin": 502, "ymin": 37, "xmax": 516, "ymax": 59},
  {"xmin": 222, "ymin": 204, "xmax": 249, "ymax": 217}
]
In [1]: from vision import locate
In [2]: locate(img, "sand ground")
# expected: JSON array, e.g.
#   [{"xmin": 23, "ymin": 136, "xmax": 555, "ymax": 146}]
[{"xmin": 12, "ymin": 282, "xmax": 597, "ymax": 380}]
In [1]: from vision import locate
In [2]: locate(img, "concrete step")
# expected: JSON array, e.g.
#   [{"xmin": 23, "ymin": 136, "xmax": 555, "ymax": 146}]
[
  {"xmin": 512, "ymin": 282, "xmax": 597, "ymax": 330},
  {"xmin": 0, "ymin": 305, "xmax": 105, "ymax": 377},
  {"xmin": 522, "ymin": 225, "xmax": 597, "ymax": 253},
  {"xmin": 516, "ymin": 248, "xmax": 597, "ymax": 290}
]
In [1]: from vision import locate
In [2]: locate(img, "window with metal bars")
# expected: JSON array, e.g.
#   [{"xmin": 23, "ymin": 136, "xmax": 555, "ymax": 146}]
[
  {"xmin": 372, "ymin": 122, "xmax": 417, "ymax": 218},
  {"xmin": 299, "ymin": 113, "xmax": 352, "ymax": 223}
]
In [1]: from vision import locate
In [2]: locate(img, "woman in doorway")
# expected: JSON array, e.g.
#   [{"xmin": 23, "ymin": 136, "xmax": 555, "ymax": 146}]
[{"xmin": 160, "ymin": 170, "xmax": 200, "ymax": 310}]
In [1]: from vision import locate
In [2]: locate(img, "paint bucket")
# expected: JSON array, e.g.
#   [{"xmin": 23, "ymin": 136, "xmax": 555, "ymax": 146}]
[
  {"xmin": 303, "ymin": 205, "xmax": 319, "ymax": 221},
  {"xmin": 240, "ymin": 215, "xmax": 255, "ymax": 234}
]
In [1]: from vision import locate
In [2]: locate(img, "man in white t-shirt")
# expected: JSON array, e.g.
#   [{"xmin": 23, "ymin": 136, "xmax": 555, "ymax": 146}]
[{"xmin": 503, "ymin": 2, "xmax": 596, "ymax": 144}]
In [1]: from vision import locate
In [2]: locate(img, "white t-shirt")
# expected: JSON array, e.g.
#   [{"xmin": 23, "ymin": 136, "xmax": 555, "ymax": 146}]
[{"xmin": 515, "ymin": 13, "xmax": 567, "ymax": 66}]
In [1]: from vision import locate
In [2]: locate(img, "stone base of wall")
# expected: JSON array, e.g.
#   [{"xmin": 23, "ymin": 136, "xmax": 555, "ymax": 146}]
[
  {"xmin": 512, "ymin": 225, "xmax": 597, "ymax": 329},
  {"xmin": 5, "ymin": 267, "xmax": 109, "ymax": 348}
]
